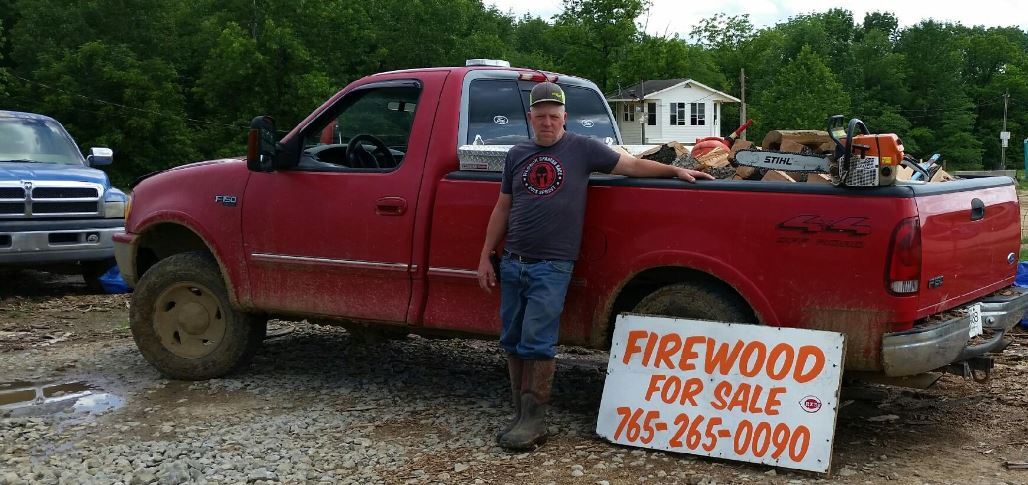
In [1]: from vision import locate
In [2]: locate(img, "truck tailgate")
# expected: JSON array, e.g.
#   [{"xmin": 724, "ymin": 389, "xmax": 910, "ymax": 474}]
[{"xmin": 915, "ymin": 179, "xmax": 1019, "ymax": 315}]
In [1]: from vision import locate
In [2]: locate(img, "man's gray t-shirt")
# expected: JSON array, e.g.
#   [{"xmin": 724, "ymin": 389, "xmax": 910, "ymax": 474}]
[{"xmin": 500, "ymin": 132, "xmax": 620, "ymax": 261}]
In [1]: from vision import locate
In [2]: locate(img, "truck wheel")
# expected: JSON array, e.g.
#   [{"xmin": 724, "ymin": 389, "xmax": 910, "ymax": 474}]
[
  {"xmin": 129, "ymin": 251, "xmax": 263, "ymax": 380},
  {"xmin": 632, "ymin": 282, "xmax": 756, "ymax": 323},
  {"xmin": 81, "ymin": 258, "xmax": 115, "ymax": 293}
]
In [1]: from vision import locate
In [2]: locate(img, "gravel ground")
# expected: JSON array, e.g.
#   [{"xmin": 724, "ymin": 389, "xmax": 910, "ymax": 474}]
[{"xmin": 2, "ymin": 269, "xmax": 1028, "ymax": 484}]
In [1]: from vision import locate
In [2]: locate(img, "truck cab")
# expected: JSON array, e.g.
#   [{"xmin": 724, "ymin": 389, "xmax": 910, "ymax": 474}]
[{"xmin": 0, "ymin": 110, "xmax": 127, "ymax": 290}]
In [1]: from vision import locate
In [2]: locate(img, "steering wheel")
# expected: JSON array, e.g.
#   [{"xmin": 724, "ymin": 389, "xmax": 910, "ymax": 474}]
[{"xmin": 346, "ymin": 134, "xmax": 395, "ymax": 169}]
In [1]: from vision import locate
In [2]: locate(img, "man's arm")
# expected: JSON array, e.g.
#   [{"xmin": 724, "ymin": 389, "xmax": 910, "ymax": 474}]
[
  {"xmin": 478, "ymin": 193, "xmax": 512, "ymax": 292},
  {"xmin": 611, "ymin": 153, "xmax": 714, "ymax": 183}
]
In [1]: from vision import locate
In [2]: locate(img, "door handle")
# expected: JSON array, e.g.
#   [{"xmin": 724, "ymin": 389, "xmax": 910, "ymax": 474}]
[{"xmin": 376, "ymin": 197, "xmax": 407, "ymax": 216}]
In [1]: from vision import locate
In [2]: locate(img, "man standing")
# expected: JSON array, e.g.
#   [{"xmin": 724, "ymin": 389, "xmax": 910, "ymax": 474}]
[{"xmin": 477, "ymin": 82, "xmax": 713, "ymax": 450}]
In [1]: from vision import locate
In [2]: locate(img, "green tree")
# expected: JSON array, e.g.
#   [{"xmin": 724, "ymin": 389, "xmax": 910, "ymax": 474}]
[
  {"xmin": 751, "ymin": 46, "xmax": 850, "ymax": 135},
  {"xmin": 897, "ymin": 21, "xmax": 982, "ymax": 167},
  {"xmin": 551, "ymin": 0, "xmax": 649, "ymax": 91},
  {"xmin": 28, "ymin": 42, "xmax": 194, "ymax": 185}
]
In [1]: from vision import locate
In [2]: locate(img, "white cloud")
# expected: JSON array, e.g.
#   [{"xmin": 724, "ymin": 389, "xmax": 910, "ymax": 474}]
[{"xmin": 486, "ymin": 0, "xmax": 1028, "ymax": 39}]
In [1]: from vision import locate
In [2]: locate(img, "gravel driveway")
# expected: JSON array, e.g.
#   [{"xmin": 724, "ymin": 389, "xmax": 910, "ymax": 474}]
[{"xmin": 2, "ymin": 269, "xmax": 1028, "ymax": 485}]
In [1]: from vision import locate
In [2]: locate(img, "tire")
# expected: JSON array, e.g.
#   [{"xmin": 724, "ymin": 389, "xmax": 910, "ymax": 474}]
[
  {"xmin": 129, "ymin": 251, "xmax": 262, "ymax": 380},
  {"xmin": 81, "ymin": 258, "xmax": 116, "ymax": 293},
  {"xmin": 632, "ymin": 282, "xmax": 756, "ymax": 323}
]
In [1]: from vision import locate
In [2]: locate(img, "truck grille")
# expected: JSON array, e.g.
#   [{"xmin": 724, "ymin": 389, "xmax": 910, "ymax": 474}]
[{"xmin": 0, "ymin": 181, "xmax": 103, "ymax": 218}]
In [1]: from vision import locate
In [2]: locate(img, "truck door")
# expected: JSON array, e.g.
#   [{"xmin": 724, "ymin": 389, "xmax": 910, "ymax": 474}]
[{"xmin": 242, "ymin": 76, "xmax": 441, "ymax": 322}]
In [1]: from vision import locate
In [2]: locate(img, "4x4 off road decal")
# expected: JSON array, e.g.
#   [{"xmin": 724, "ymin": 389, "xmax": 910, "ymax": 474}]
[
  {"xmin": 522, "ymin": 155, "xmax": 564, "ymax": 196},
  {"xmin": 775, "ymin": 215, "xmax": 871, "ymax": 249}
]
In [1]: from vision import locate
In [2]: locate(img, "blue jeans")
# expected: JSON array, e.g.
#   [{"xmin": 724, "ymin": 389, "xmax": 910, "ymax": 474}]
[{"xmin": 499, "ymin": 255, "xmax": 574, "ymax": 360}]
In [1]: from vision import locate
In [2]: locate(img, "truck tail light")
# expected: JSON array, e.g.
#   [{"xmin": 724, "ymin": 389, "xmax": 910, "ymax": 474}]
[
  {"xmin": 518, "ymin": 72, "xmax": 559, "ymax": 83},
  {"xmin": 886, "ymin": 217, "xmax": 921, "ymax": 294}
]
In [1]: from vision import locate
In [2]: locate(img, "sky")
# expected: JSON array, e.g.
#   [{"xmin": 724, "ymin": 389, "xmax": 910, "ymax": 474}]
[{"xmin": 485, "ymin": 0, "xmax": 1028, "ymax": 39}]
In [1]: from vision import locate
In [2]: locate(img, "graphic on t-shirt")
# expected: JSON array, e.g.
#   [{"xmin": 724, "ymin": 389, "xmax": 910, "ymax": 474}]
[{"xmin": 522, "ymin": 155, "xmax": 564, "ymax": 196}]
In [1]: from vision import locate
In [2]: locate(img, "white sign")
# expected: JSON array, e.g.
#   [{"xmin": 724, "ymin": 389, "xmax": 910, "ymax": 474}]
[
  {"xmin": 1000, "ymin": 131, "xmax": 1011, "ymax": 141},
  {"xmin": 968, "ymin": 303, "xmax": 983, "ymax": 337},
  {"xmin": 597, "ymin": 314, "xmax": 846, "ymax": 473}
]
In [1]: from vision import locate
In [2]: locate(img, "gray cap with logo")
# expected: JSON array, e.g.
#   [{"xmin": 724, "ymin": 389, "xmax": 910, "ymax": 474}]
[{"xmin": 529, "ymin": 82, "xmax": 566, "ymax": 106}]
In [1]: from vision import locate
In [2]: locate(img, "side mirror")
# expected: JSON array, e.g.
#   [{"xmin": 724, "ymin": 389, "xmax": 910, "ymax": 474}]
[
  {"xmin": 87, "ymin": 147, "xmax": 114, "ymax": 166},
  {"xmin": 247, "ymin": 116, "xmax": 278, "ymax": 172}
]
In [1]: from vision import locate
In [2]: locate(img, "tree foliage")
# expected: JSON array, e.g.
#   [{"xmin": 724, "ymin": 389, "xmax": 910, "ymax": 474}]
[{"xmin": 1, "ymin": 0, "xmax": 1026, "ymax": 183}]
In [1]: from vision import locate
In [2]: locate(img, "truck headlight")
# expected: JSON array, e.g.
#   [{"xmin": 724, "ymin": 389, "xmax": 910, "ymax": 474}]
[{"xmin": 104, "ymin": 200, "xmax": 126, "ymax": 219}]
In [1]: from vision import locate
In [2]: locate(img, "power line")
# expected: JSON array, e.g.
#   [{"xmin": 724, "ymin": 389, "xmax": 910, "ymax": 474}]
[{"xmin": 6, "ymin": 71, "xmax": 248, "ymax": 130}]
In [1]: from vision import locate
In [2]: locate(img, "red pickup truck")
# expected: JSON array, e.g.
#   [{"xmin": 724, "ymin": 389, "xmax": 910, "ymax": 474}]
[{"xmin": 114, "ymin": 61, "xmax": 1028, "ymax": 381}]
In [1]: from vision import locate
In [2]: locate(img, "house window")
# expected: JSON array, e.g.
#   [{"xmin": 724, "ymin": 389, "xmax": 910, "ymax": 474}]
[
  {"xmin": 647, "ymin": 102, "xmax": 656, "ymax": 126},
  {"xmin": 690, "ymin": 103, "xmax": 705, "ymax": 125},
  {"xmin": 622, "ymin": 103, "xmax": 634, "ymax": 122},
  {"xmin": 670, "ymin": 103, "xmax": 686, "ymax": 125}
]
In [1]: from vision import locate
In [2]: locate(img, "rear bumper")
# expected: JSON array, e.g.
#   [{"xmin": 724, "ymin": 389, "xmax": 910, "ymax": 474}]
[
  {"xmin": 113, "ymin": 232, "xmax": 139, "ymax": 287},
  {"xmin": 881, "ymin": 286, "xmax": 1028, "ymax": 376},
  {"xmin": 0, "ymin": 218, "xmax": 123, "ymax": 265}
]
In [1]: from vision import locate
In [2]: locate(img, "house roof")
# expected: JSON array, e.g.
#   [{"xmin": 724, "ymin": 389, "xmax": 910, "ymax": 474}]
[{"xmin": 606, "ymin": 79, "xmax": 740, "ymax": 103}]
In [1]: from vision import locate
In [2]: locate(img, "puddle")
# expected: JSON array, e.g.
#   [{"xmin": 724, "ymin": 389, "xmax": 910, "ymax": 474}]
[{"xmin": 0, "ymin": 380, "xmax": 123, "ymax": 419}]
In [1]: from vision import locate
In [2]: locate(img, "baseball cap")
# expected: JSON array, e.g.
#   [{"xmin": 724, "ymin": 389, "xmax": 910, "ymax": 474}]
[{"xmin": 529, "ymin": 82, "xmax": 566, "ymax": 106}]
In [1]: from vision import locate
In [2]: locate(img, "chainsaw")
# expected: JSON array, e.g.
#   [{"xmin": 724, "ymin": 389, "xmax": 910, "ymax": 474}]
[{"xmin": 733, "ymin": 116, "xmax": 906, "ymax": 187}]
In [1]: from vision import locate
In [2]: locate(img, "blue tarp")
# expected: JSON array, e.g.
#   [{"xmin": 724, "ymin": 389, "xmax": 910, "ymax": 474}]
[
  {"xmin": 99, "ymin": 265, "xmax": 131, "ymax": 294},
  {"xmin": 1016, "ymin": 262, "xmax": 1028, "ymax": 328}
]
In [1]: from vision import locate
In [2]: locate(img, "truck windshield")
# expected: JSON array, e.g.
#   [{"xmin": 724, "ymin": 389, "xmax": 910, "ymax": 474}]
[{"xmin": 0, "ymin": 117, "xmax": 83, "ymax": 165}]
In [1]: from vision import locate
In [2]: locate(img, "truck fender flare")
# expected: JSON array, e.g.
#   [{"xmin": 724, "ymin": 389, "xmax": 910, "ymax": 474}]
[
  {"xmin": 133, "ymin": 210, "xmax": 241, "ymax": 307},
  {"xmin": 600, "ymin": 249, "xmax": 777, "ymax": 335}
]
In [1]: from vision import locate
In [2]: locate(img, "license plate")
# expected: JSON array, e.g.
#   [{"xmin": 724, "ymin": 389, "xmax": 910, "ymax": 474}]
[{"xmin": 968, "ymin": 303, "xmax": 983, "ymax": 338}]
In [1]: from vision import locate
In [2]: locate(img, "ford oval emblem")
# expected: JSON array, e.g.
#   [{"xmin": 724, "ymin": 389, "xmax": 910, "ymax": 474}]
[
  {"xmin": 493, "ymin": 115, "xmax": 509, "ymax": 125},
  {"xmin": 1009, "ymin": 252, "xmax": 1016, "ymax": 264},
  {"xmin": 580, "ymin": 119, "xmax": 595, "ymax": 128}
]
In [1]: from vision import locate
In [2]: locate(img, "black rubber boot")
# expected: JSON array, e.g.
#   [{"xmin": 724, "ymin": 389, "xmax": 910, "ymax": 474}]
[
  {"xmin": 496, "ymin": 355, "xmax": 524, "ymax": 441},
  {"xmin": 499, "ymin": 359, "xmax": 555, "ymax": 450}
]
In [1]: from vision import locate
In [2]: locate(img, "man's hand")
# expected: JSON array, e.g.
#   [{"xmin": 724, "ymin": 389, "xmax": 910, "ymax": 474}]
[
  {"xmin": 674, "ymin": 167, "xmax": 715, "ymax": 183},
  {"xmin": 477, "ymin": 254, "xmax": 497, "ymax": 293}
]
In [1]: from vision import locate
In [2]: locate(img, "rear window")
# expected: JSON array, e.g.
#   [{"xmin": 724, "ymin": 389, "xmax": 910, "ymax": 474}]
[
  {"xmin": 467, "ymin": 79, "xmax": 530, "ymax": 145},
  {"xmin": 465, "ymin": 79, "xmax": 618, "ymax": 145}
]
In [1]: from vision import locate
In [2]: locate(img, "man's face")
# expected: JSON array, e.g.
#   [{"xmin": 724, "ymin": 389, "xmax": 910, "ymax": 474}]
[{"xmin": 528, "ymin": 103, "xmax": 567, "ymax": 147}]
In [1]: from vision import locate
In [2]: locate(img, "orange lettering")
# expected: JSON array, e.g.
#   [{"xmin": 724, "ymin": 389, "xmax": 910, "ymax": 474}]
[
  {"xmin": 739, "ymin": 341, "xmax": 767, "ymax": 377},
  {"xmin": 746, "ymin": 384, "xmax": 765, "ymax": 413},
  {"xmin": 765, "ymin": 387, "xmax": 786, "ymax": 415},
  {"xmin": 654, "ymin": 333, "xmax": 682, "ymax": 369},
  {"xmin": 644, "ymin": 374, "xmax": 667, "ymax": 401},
  {"xmin": 679, "ymin": 378, "xmax": 703, "ymax": 406},
  {"xmin": 765, "ymin": 343, "xmax": 794, "ymax": 380},
  {"xmin": 623, "ymin": 330, "xmax": 649, "ymax": 365},
  {"xmin": 641, "ymin": 332, "xmax": 659, "ymax": 367},
  {"xmin": 704, "ymin": 339, "xmax": 744, "ymax": 375},
  {"xmin": 727, "ymin": 383, "xmax": 750, "ymax": 411},
  {"xmin": 678, "ymin": 336, "xmax": 705, "ymax": 371},
  {"xmin": 794, "ymin": 345, "xmax": 826, "ymax": 383},
  {"xmin": 710, "ymin": 380, "xmax": 731, "ymax": 410}
]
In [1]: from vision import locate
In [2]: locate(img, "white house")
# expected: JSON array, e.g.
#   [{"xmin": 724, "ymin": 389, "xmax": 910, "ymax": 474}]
[{"xmin": 606, "ymin": 79, "xmax": 741, "ymax": 145}]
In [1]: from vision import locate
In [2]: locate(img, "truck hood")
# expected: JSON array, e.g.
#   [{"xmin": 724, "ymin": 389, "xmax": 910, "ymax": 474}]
[{"xmin": 0, "ymin": 162, "xmax": 110, "ymax": 188}]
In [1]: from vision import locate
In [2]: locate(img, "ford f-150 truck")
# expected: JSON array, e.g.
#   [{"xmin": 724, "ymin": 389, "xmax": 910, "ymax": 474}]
[
  {"xmin": 1, "ymin": 110, "xmax": 127, "ymax": 290},
  {"xmin": 114, "ymin": 61, "xmax": 1028, "ymax": 381}
]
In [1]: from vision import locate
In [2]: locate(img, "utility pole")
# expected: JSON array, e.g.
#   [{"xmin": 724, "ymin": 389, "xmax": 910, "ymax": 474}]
[
  {"xmin": 739, "ymin": 68, "xmax": 747, "ymax": 142},
  {"xmin": 1001, "ymin": 90, "xmax": 1009, "ymax": 170}
]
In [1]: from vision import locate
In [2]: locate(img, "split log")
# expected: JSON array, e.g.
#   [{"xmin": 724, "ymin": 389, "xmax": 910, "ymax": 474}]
[
  {"xmin": 930, "ymin": 168, "xmax": 954, "ymax": 182},
  {"xmin": 639, "ymin": 141, "xmax": 689, "ymax": 164},
  {"xmin": 761, "ymin": 170, "xmax": 796, "ymax": 182},
  {"xmin": 806, "ymin": 173, "xmax": 833, "ymax": 184},
  {"xmin": 896, "ymin": 165, "xmax": 914, "ymax": 181},
  {"xmin": 762, "ymin": 130, "xmax": 833, "ymax": 153},
  {"xmin": 729, "ymin": 140, "xmax": 754, "ymax": 159}
]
